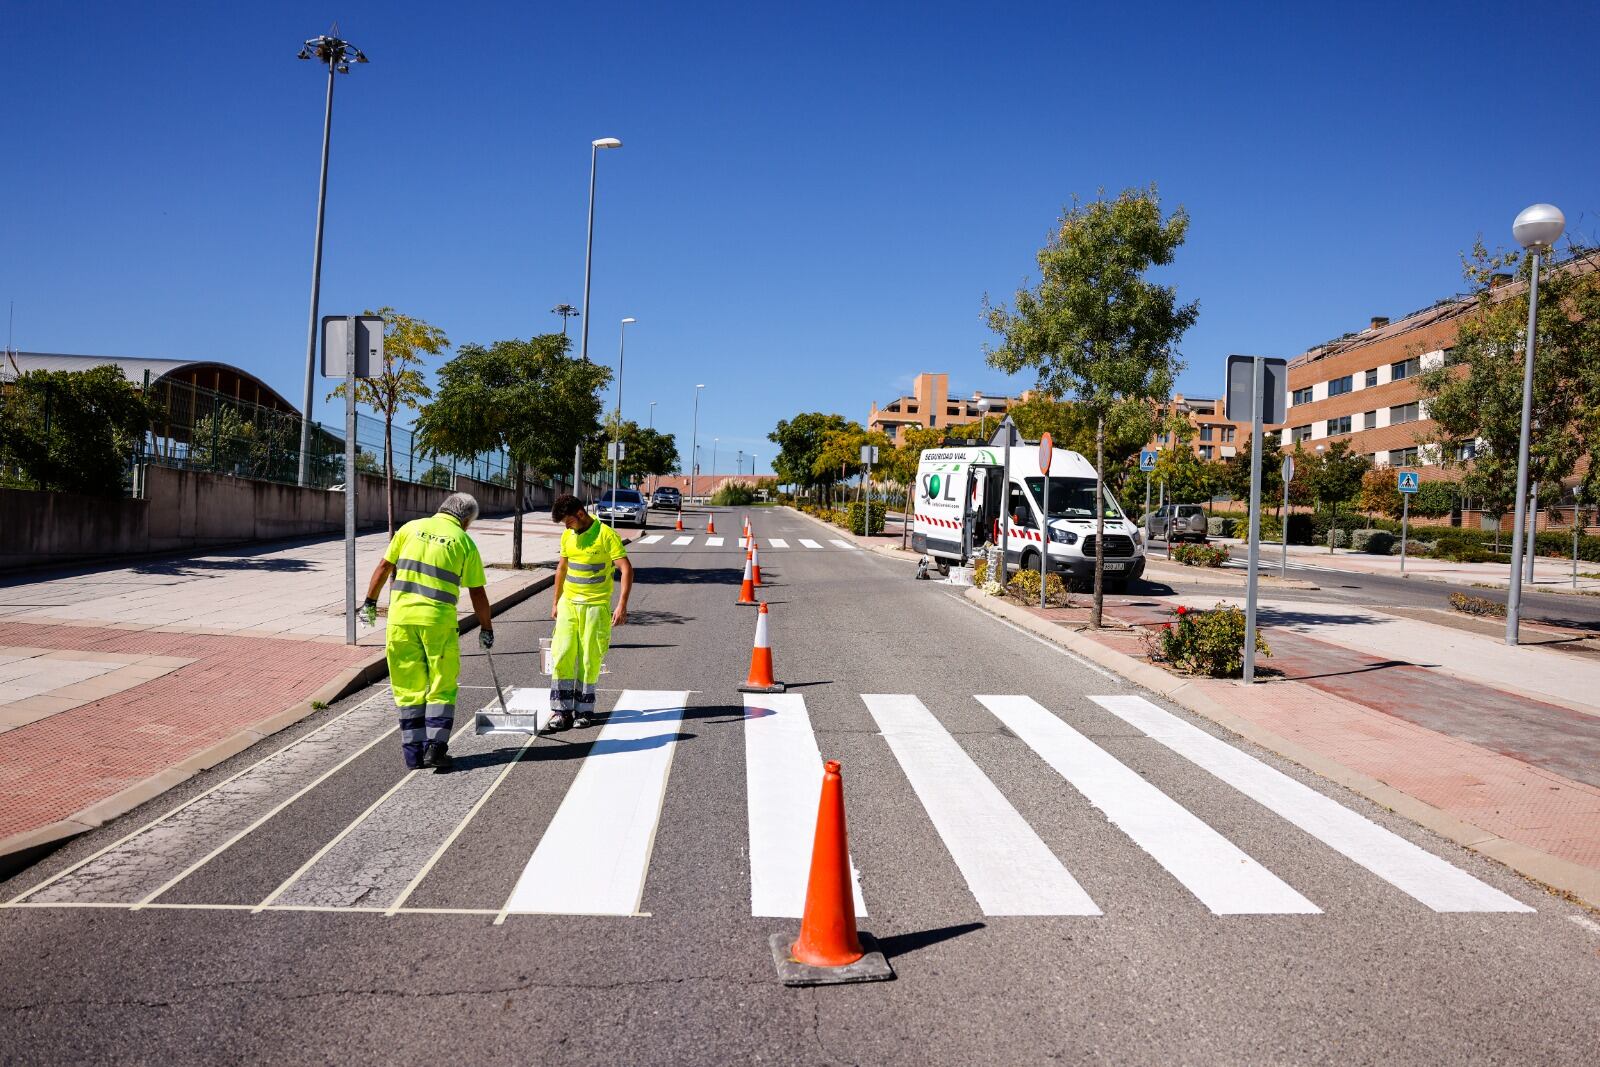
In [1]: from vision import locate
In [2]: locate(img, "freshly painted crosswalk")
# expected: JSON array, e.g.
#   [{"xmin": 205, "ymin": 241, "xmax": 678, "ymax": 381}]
[
  {"xmin": 636, "ymin": 535, "xmax": 851, "ymax": 551},
  {"xmin": 767, "ymin": 538, "xmax": 789, "ymax": 549},
  {"xmin": 8, "ymin": 689, "xmax": 1531, "ymax": 924}
]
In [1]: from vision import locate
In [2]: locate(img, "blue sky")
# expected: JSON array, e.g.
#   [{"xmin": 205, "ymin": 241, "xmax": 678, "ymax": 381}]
[{"xmin": 5, "ymin": 1, "xmax": 1597, "ymax": 475}]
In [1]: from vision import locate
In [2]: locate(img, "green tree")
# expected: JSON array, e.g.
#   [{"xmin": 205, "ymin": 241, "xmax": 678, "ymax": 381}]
[
  {"xmin": 1222, "ymin": 430, "xmax": 1283, "ymax": 504},
  {"xmin": 885, "ymin": 425, "xmax": 946, "ymax": 487},
  {"xmin": 585, "ymin": 418, "xmax": 681, "ymax": 487},
  {"xmin": 418, "ymin": 461, "xmax": 454, "ymax": 488},
  {"xmin": 1412, "ymin": 479, "xmax": 1460, "ymax": 518},
  {"xmin": 986, "ymin": 186, "xmax": 1198, "ymax": 625},
  {"xmin": 1359, "ymin": 468, "xmax": 1403, "ymax": 519},
  {"xmin": 0, "ymin": 366, "xmax": 152, "ymax": 496},
  {"xmin": 1306, "ymin": 440, "xmax": 1371, "ymax": 548},
  {"xmin": 1419, "ymin": 244, "xmax": 1600, "ymax": 517},
  {"xmin": 769, "ymin": 412, "xmax": 852, "ymax": 499},
  {"xmin": 329, "ymin": 307, "xmax": 446, "ymax": 537},
  {"xmin": 416, "ymin": 334, "xmax": 608, "ymax": 568}
]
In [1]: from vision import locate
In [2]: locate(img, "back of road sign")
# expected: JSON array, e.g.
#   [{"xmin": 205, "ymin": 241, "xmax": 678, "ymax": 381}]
[
  {"xmin": 1397, "ymin": 470, "xmax": 1419, "ymax": 494},
  {"xmin": 1225, "ymin": 355, "xmax": 1288, "ymax": 425},
  {"xmin": 322, "ymin": 315, "xmax": 384, "ymax": 378}
]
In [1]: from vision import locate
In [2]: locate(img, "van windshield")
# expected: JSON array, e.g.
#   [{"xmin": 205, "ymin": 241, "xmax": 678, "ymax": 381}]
[{"xmin": 1023, "ymin": 477, "xmax": 1121, "ymax": 520}]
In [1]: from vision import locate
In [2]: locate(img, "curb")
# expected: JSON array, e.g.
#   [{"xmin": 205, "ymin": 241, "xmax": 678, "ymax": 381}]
[
  {"xmin": 959, "ymin": 585, "xmax": 1600, "ymax": 911},
  {"xmin": 0, "ymin": 569, "xmax": 557, "ymax": 877},
  {"xmin": 1142, "ymin": 560, "xmax": 1320, "ymax": 591}
]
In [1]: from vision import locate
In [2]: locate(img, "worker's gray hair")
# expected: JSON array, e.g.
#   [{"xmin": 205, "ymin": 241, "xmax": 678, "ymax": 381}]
[{"xmin": 438, "ymin": 492, "xmax": 480, "ymax": 524}]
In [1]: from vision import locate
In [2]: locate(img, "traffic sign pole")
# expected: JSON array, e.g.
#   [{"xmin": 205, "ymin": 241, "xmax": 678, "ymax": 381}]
[
  {"xmin": 343, "ymin": 316, "xmax": 357, "ymax": 646},
  {"xmin": 1039, "ymin": 434, "xmax": 1053, "ymax": 610},
  {"xmin": 1281, "ymin": 453, "xmax": 1294, "ymax": 580},
  {"xmin": 1243, "ymin": 357, "xmax": 1264, "ymax": 685},
  {"xmin": 1400, "ymin": 491, "xmax": 1410, "ymax": 576}
]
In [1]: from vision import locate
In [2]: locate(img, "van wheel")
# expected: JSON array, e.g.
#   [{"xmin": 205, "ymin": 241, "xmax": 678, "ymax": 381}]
[
  {"xmin": 935, "ymin": 558, "xmax": 951, "ymax": 577},
  {"xmin": 1019, "ymin": 549, "xmax": 1038, "ymax": 575}
]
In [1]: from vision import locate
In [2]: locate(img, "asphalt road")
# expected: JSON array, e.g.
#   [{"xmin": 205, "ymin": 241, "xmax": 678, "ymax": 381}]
[
  {"xmin": 4, "ymin": 507, "xmax": 1598, "ymax": 1065},
  {"xmin": 1148, "ymin": 537, "xmax": 1600, "ymax": 632}
]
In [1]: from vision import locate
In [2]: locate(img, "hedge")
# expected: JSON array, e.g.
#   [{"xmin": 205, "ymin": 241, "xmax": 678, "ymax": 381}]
[{"xmin": 846, "ymin": 500, "xmax": 886, "ymax": 536}]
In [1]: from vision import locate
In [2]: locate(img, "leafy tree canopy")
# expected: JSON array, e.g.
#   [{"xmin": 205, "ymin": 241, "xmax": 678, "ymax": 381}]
[
  {"xmin": 769, "ymin": 412, "xmax": 852, "ymax": 488},
  {"xmin": 0, "ymin": 366, "xmax": 153, "ymax": 496}
]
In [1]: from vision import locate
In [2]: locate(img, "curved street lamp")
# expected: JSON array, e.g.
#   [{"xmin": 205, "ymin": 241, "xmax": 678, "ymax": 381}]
[{"xmin": 578, "ymin": 137, "xmax": 623, "ymax": 365}]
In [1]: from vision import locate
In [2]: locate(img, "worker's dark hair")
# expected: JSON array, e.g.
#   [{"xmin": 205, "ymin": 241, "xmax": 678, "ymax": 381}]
[{"xmin": 551, "ymin": 494, "xmax": 585, "ymax": 522}]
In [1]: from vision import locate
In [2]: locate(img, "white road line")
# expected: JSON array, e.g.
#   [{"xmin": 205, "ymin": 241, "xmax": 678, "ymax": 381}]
[
  {"xmin": 945, "ymin": 593, "xmax": 1122, "ymax": 684},
  {"xmin": 671, "ymin": 535, "xmax": 694, "ymax": 546},
  {"xmin": 768, "ymin": 538, "xmax": 789, "ymax": 549},
  {"xmin": 861, "ymin": 694, "xmax": 1100, "ymax": 916},
  {"xmin": 798, "ymin": 539, "xmax": 823, "ymax": 549},
  {"xmin": 499, "ymin": 689, "xmax": 688, "ymax": 919},
  {"xmin": 1569, "ymin": 914, "xmax": 1600, "ymax": 935},
  {"xmin": 829, "ymin": 539, "xmax": 857, "ymax": 551},
  {"xmin": 132, "ymin": 725, "xmax": 399, "ymax": 908},
  {"xmin": 1090, "ymin": 695, "xmax": 1533, "ymax": 913},
  {"xmin": 706, "ymin": 536, "xmax": 725, "ymax": 547},
  {"xmin": 11, "ymin": 691, "xmax": 394, "ymax": 904},
  {"xmin": 639, "ymin": 534, "xmax": 664, "ymax": 544},
  {"xmin": 743, "ymin": 693, "xmax": 867, "ymax": 918},
  {"xmin": 976, "ymin": 696, "xmax": 1319, "ymax": 915}
]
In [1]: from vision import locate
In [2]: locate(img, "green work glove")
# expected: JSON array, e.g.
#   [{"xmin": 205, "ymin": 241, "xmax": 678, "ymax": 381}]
[
  {"xmin": 360, "ymin": 598, "xmax": 378, "ymax": 628},
  {"xmin": 479, "ymin": 628, "xmax": 495, "ymax": 651}
]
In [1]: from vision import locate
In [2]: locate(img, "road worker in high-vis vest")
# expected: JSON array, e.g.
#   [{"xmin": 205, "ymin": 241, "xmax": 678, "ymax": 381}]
[
  {"xmin": 548, "ymin": 493, "xmax": 632, "ymax": 731},
  {"xmin": 360, "ymin": 493, "xmax": 493, "ymax": 771}
]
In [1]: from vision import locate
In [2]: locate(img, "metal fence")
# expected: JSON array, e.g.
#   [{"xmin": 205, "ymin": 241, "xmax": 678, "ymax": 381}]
[{"xmin": 139, "ymin": 377, "xmax": 514, "ymax": 491}]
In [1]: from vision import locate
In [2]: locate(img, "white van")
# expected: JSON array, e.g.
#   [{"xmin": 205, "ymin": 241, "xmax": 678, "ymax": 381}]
[{"xmin": 911, "ymin": 444, "xmax": 1146, "ymax": 590}]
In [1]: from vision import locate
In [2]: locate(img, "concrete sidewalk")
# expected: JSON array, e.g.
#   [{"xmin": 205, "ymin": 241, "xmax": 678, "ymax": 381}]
[
  {"xmin": 1213, "ymin": 537, "xmax": 1600, "ymax": 593},
  {"xmin": 964, "ymin": 586, "xmax": 1600, "ymax": 909},
  {"xmin": 0, "ymin": 513, "xmax": 563, "ymax": 866}
]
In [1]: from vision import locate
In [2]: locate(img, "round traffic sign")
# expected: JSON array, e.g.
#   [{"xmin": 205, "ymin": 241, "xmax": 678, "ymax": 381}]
[
  {"xmin": 1281, "ymin": 454, "xmax": 1295, "ymax": 483},
  {"xmin": 1039, "ymin": 432, "xmax": 1053, "ymax": 474}
]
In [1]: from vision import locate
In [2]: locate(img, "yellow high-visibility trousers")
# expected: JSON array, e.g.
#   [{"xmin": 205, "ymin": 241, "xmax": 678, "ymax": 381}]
[
  {"xmin": 549, "ymin": 599, "xmax": 610, "ymax": 718},
  {"xmin": 386, "ymin": 622, "xmax": 460, "ymax": 766}
]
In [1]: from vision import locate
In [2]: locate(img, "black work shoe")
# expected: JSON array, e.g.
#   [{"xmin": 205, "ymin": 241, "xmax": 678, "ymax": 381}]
[{"xmin": 423, "ymin": 746, "xmax": 454, "ymax": 772}]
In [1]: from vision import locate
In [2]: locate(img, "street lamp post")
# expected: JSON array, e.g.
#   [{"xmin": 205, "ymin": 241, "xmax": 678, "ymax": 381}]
[
  {"xmin": 975, "ymin": 395, "xmax": 992, "ymax": 444},
  {"xmin": 712, "ymin": 438, "xmax": 720, "ymax": 494},
  {"xmin": 578, "ymin": 137, "xmax": 623, "ymax": 366},
  {"xmin": 689, "ymin": 384, "xmax": 705, "ymax": 503},
  {"xmin": 610, "ymin": 317, "xmax": 636, "ymax": 507},
  {"xmin": 294, "ymin": 32, "xmax": 367, "ymax": 487},
  {"xmin": 1506, "ymin": 202, "xmax": 1565, "ymax": 645},
  {"xmin": 648, "ymin": 400, "xmax": 656, "ymax": 429},
  {"xmin": 737, "ymin": 449, "xmax": 743, "ymax": 478}
]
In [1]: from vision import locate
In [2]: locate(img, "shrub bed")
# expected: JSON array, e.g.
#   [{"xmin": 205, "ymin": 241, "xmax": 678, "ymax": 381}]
[
  {"xmin": 1170, "ymin": 542, "xmax": 1229, "ymax": 568},
  {"xmin": 1005, "ymin": 566, "xmax": 1071, "ymax": 607},
  {"xmin": 846, "ymin": 500, "xmax": 886, "ymax": 536},
  {"xmin": 1449, "ymin": 591, "xmax": 1506, "ymax": 617},
  {"xmin": 1144, "ymin": 603, "xmax": 1269, "ymax": 678},
  {"xmin": 1206, "ymin": 516, "xmax": 1237, "ymax": 538},
  {"xmin": 1350, "ymin": 529, "xmax": 1394, "ymax": 555}
]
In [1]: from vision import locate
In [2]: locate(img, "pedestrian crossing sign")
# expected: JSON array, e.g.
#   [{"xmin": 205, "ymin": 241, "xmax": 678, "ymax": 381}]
[
  {"xmin": 1397, "ymin": 471, "xmax": 1419, "ymax": 494},
  {"xmin": 1140, "ymin": 450, "xmax": 1159, "ymax": 472}
]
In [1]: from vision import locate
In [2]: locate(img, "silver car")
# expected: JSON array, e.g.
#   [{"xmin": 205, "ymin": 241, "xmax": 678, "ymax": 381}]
[
  {"xmin": 595, "ymin": 489, "xmax": 649, "ymax": 529},
  {"xmin": 1144, "ymin": 504, "xmax": 1208, "ymax": 543}
]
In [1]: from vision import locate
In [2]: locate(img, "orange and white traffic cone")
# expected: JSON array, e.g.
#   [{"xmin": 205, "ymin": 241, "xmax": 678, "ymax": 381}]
[
  {"xmin": 751, "ymin": 545, "xmax": 763, "ymax": 587},
  {"xmin": 707, "ymin": 514, "xmax": 717, "ymax": 535},
  {"xmin": 769, "ymin": 760, "xmax": 892, "ymax": 985},
  {"xmin": 735, "ymin": 554, "xmax": 758, "ymax": 606},
  {"xmin": 737, "ymin": 601, "xmax": 784, "ymax": 693},
  {"xmin": 675, "ymin": 513, "xmax": 684, "ymax": 532}
]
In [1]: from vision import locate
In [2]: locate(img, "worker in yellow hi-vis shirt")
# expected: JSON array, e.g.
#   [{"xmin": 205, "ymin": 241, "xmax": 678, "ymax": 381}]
[
  {"xmin": 361, "ymin": 493, "xmax": 493, "ymax": 771},
  {"xmin": 548, "ymin": 493, "xmax": 632, "ymax": 731}
]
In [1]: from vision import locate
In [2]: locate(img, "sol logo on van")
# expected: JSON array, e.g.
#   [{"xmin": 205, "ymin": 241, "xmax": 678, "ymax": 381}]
[{"xmin": 920, "ymin": 472, "xmax": 956, "ymax": 503}]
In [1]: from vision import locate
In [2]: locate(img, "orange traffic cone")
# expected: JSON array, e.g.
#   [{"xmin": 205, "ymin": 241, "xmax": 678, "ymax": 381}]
[
  {"xmin": 751, "ymin": 545, "xmax": 764, "ymax": 587},
  {"xmin": 707, "ymin": 514, "xmax": 717, "ymax": 535},
  {"xmin": 769, "ymin": 761, "xmax": 892, "ymax": 985},
  {"xmin": 675, "ymin": 513, "xmax": 684, "ymax": 532},
  {"xmin": 735, "ymin": 554, "xmax": 758, "ymax": 605},
  {"xmin": 737, "ymin": 602, "xmax": 784, "ymax": 693}
]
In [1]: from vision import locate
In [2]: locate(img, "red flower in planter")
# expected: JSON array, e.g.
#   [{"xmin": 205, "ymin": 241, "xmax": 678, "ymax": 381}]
[
  {"xmin": 1175, "ymin": 606, "xmax": 1189, "ymax": 616},
  {"xmin": 1162, "ymin": 622, "xmax": 1172, "ymax": 630}
]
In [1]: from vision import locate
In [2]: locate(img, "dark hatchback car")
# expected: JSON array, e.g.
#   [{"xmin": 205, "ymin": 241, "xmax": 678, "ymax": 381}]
[{"xmin": 650, "ymin": 486, "xmax": 682, "ymax": 511}]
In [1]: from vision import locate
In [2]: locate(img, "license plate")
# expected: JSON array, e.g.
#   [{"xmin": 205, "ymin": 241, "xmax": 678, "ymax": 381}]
[{"xmin": 1104, "ymin": 562, "xmax": 1126, "ymax": 571}]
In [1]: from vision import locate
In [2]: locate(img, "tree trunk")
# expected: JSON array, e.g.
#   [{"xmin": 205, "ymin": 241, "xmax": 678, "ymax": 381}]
[
  {"xmin": 383, "ymin": 415, "xmax": 396, "ymax": 538},
  {"xmin": 1092, "ymin": 414, "xmax": 1105, "ymax": 629},
  {"xmin": 512, "ymin": 465, "xmax": 526, "ymax": 570}
]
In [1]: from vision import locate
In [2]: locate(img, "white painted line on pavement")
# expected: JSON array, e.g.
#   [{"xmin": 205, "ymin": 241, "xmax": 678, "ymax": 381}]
[
  {"xmin": 767, "ymin": 538, "xmax": 789, "ymax": 549},
  {"xmin": 1569, "ymin": 914, "xmax": 1600, "ymax": 935},
  {"xmin": 9, "ymin": 691, "xmax": 392, "ymax": 904},
  {"xmin": 1090, "ymin": 694, "xmax": 1534, "ymax": 913},
  {"xmin": 671, "ymin": 536, "xmax": 694, "ymax": 546},
  {"xmin": 862, "ymin": 694, "xmax": 1100, "ymax": 916},
  {"xmin": 798, "ymin": 539, "xmax": 823, "ymax": 549},
  {"xmin": 829, "ymin": 539, "xmax": 857, "ymax": 551},
  {"xmin": 977, "ymin": 695, "xmax": 1319, "ymax": 915},
  {"xmin": 639, "ymin": 535, "xmax": 664, "ymax": 544},
  {"xmin": 499, "ymin": 689, "xmax": 688, "ymax": 919},
  {"xmin": 945, "ymin": 593, "xmax": 1122, "ymax": 684},
  {"xmin": 132, "ymin": 723, "xmax": 399, "ymax": 908},
  {"xmin": 706, "ymin": 537, "xmax": 725, "ymax": 547},
  {"xmin": 743, "ymin": 693, "xmax": 867, "ymax": 918}
]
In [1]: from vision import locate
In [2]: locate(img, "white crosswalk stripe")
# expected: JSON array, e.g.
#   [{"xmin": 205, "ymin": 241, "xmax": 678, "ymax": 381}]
[
  {"xmin": 767, "ymin": 538, "xmax": 789, "ymax": 549},
  {"xmin": 743, "ymin": 693, "xmax": 867, "ymax": 918},
  {"xmin": 500, "ymin": 690, "xmax": 688, "ymax": 917},
  {"xmin": 829, "ymin": 539, "xmax": 857, "ymax": 551},
  {"xmin": 638, "ymin": 534, "xmax": 664, "ymax": 544},
  {"xmin": 1090, "ymin": 695, "xmax": 1532, "ymax": 913},
  {"xmin": 862, "ymin": 694, "xmax": 1100, "ymax": 916},
  {"xmin": 706, "ymin": 536, "xmax": 724, "ymax": 546},
  {"xmin": 798, "ymin": 539, "xmax": 822, "ymax": 549},
  {"xmin": 977, "ymin": 695, "xmax": 1319, "ymax": 915},
  {"xmin": 671, "ymin": 535, "xmax": 693, "ymax": 546}
]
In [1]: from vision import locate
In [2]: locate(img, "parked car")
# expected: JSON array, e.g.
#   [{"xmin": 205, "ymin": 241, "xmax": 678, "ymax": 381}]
[
  {"xmin": 650, "ymin": 486, "xmax": 682, "ymax": 511},
  {"xmin": 596, "ymin": 488, "xmax": 649, "ymax": 528},
  {"xmin": 1143, "ymin": 504, "xmax": 1208, "ymax": 543}
]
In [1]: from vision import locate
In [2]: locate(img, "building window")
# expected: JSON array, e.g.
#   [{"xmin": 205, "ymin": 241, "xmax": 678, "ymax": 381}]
[
  {"xmin": 928, "ymin": 416, "xmax": 936, "ymax": 427},
  {"xmin": 1291, "ymin": 425, "xmax": 1312, "ymax": 443},
  {"xmin": 1199, "ymin": 425, "xmax": 1214, "ymax": 441},
  {"xmin": 1455, "ymin": 440, "xmax": 1477, "ymax": 461},
  {"xmin": 1198, "ymin": 445, "xmax": 1213, "ymax": 460},
  {"xmin": 1363, "ymin": 410, "xmax": 1377, "ymax": 430},
  {"xmin": 1222, "ymin": 426, "xmax": 1235, "ymax": 443},
  {"xmin": 1392, "ymin": 446, "xmax": 1420, "ymax": 464},
  {"xmin": 946, "ymin": 406, "xmax": 960, "ymax": 416},
  {"xmin": 1369, "ymin": 453, "xmax": 1381, "ymax": 467},
  {"xmin": 1328, "ymin": 375, "xmax": 1353, "ymax": 397},
  {"xmin": 1391, "ymin": 357, "xmax": 1420, "ymax": 381},
  {"xmin": 1292, "ymin": 387, "xmax": 1314, "ymax": 406},
  {"xmin": 1390, "ymin": 402, "xmax": 1419, "ymax": 424},
  {"xmin": 1326, "ymin": 415, "xmax": 1352, "ymax": 435},
  {"xmin": 1365, "ymin": 368, "xmax": 1378, "ymax": 387}
]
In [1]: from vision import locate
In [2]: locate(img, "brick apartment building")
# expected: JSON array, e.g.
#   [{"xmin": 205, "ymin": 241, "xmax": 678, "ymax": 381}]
[
  {"xmin": 868, "ymin": 372, "xmax": 1027, "ymax": 444},
  {"xmin": 1152, "ymin": 393, "xmax": 1255, "ymax": 462}
]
